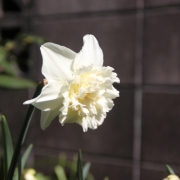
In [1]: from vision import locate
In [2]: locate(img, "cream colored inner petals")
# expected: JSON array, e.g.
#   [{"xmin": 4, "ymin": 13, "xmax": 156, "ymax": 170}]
[{"xmin": 59, "ymin": 65, "xmax": 119, "ymax": 131}]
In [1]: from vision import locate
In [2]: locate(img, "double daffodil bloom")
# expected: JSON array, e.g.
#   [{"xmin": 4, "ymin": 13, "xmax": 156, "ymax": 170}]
[{"xmin": 24, "ymin": 35, "xmax": 120, "ymax": 132}]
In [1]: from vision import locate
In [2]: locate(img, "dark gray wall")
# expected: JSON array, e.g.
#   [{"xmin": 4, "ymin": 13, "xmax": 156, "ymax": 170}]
[{"xmin": 1, "ymin": 0, "xmax": 180, "ymax": 179}]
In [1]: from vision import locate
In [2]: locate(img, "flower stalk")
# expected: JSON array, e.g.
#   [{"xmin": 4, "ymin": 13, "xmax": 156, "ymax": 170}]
[{"xmin": 7, "ymin": 81, "xmax": 44, "ymax": 180}]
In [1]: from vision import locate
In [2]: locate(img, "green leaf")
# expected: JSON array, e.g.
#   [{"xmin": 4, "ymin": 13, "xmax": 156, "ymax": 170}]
[
  {"xmin": 21, "ymin": 144, "xmax": 33, "ymax": 171},
  {"xmin": 16, "ymin": 33, "xmax": 46, "ymax": 45},
  {"xmin": 54, "ymin": 165, "xmax": 67, "ymax": 180},
  {"xmin": 0, "ymin": 75, "xmax": 36, "ymax": 89},
  {"xmin": 4, "ymin": 41, "xmax": 16, "ymax": 51},
  {"xmin": 87, "ymin": 173, "xmax": 94, "ymax": 180},
  {"xmin": 36, "ymin": 172, "xmax": 51, "ymax": 180},
  {"xmin": 69, "ymin": 155, "xmax": 77, "ymax": 180},
  {"xmin": 0, "ymin": 46, "xmax": 7, "ymax": 62},
  {"xmin": 77, "ymin": 150, "xmax": 83, "ymax": 180},
  {"xmin": 58, "ymin": 153, "xmax": 67, "ymax": 167},
  {"xmin": 83, "ymin": 162, "xmax": 91, "ymax": 180},
  {"xmin": 0, "ymin": 60, "xmax": 18, "ymax": 76},
  {"xmin": 17, "ymin": 144, "xmax": 33, "ymax": 179},
  {"xmin": 22, "ymin": 35, "xmax": 45, "ymax": 45},
  {"xmin": 1, "ymin": 115, "xmax": 14, "ymax": 178},
  {"xmin": 12, "ymin": 168, "xmax": 18, "ymax": 180},
  {"xmin": 166, "ymin": 165, "xmax": 176, "ymax": 175}
]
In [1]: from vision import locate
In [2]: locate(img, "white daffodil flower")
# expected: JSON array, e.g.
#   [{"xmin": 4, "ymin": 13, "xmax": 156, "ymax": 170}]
[{"xmin": 24, "ymin": 35, "xmax": 120, "ymax": 132}]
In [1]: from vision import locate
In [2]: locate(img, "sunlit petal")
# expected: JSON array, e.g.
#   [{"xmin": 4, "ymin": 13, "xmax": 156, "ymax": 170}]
[
  {"xmin": 72, "ymin": 35, "xmax": 103, "ymax": 70},
  {"xmin": 40, "ymin": 106, "xmax": 61, "ymax": 130},
  {"xmin": 24, "ymin": 80, "xmax": 63, "ymax": 111},
  {"xmin": 41, "ymin": 43, "xmax": 76, "ymax": 81}
]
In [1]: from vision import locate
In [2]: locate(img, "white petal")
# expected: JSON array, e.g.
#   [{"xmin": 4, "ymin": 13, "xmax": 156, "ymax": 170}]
[
  {"xmin": 41, "ymin": 43, "xmax": 76, "ymax": 81},
  {"xmin": 34, "ymin": 98, "xmax": 63, "ymax": 111},
  {"xmin": 81, "ymin": 117, "xmax": 88, "ymax": 132},
  {"xmin": 40, "ymin": 106, "xmax": 60, "ymax": 130},
  {"xmin": 72, "ymin": 35, "xmax": 103, "ymax": 70},
  {"xmin": 59, "ymin": 107, "xmax": 80, "ymax": 124},
  {"xmin": 23, "ymin": 80, "xmax": 63, "ymax": 111},
  {"xmin": 105, "ymin": 87, "xmax": 119, "ymax": 99}
]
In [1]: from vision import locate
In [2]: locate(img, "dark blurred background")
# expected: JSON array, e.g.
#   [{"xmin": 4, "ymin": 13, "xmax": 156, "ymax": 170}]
[{"xmin": 1, "ymin": 0, "xmax": 180, "ymax": 179}]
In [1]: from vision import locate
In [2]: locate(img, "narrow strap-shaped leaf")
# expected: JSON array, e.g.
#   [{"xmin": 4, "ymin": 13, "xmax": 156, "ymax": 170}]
[
  {"xmin": 69, "ymin": 155, "xmax": 77, "ymax": 180},
  {"xmin": 54, "ymin": 165, "xmax": 67, "ymax": 180},
  {"xmin": 0, "ymin": 75, "xmax": 36, "ymax": 89},
  {"xmin": 58, "ymin": 153, "xmax": 67, "ymax": 167},
  {"xmin": 76, "ymin": 150, "xmax": 83, "ymax": 180},
  {"xmin": 1, "ymin": 115, "xmax": 14, "ymax": 179},
  {"xmin": 21, "ymin": 144, "xmax": 33, "ymax": 170},
  {"xmin": 83, "ymin": 162, "xmax": 91, "ymax": 180},
  {"xmin": 12, "ymin": 168, "xmax": 18, "ymax": 180},
  {"xmin": 166, "ymin": 165, "xmax": 176, "ymax": 175},
  {"xmin": 18, "ymin": 157, "xmax": 21, "ymax": 180},
  {"xmin": 7, "ymin": 82, "xmax": 43, "ymax": 180}
]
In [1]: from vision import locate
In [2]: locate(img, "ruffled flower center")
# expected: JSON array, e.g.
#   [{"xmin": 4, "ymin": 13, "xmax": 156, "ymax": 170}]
[
  {"xmin": 60, "ymin": 65, "xmax": 119, "ymax": 131},
  {"xmin": 68, "ymin": 66, "xmax": 101, "ymax": 115}
]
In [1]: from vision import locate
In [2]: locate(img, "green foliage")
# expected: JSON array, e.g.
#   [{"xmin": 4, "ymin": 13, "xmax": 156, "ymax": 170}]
[
  {"xmin": 0, "ymin": 75, "xmax": 36, "ymax": 89},
  {"xmin": 54, "ymin": 165, "xmax": 67, "ymax": 180},
  {"xmin": 0, "ymin": 115, "xmax": 34, "ymax": 180},
  {"xmin": 36, "ymin": 172, "xmax": 52, "ymax": 180},
  {"xmin": 0, "ymin": 111, "xmax": 98, "ymax": 180},
  {"xmin": 34, "ymin": 152, "xmax": 94, "ymax": 180},
  {"xmin": 21, "ymin": 144, "xmax": 33, "ymax": 171},
  {"xmin": 83, "ymin": 162, "xmax": 91, "ymax": 180},
  {"xmin": 0, "ymin": 33, "xmax": 46, "ymax": 89},
  {"xmin": 0, "ymin": 113, "xmax": 103, "ymax": 180},
  {"xmin": 77, "ymin": 150, "xmax": 83, "ymax": 180},
  {"xmin": 166, "ymin": 165, "xmax": 176, "ymax": 175},
  {"xmin": 0, "ymin": 115, "xmax": 99, "ymax": 180},
  {"xmin": 0, "ymin": 115, "xmax": 14, "ymax": 179}
]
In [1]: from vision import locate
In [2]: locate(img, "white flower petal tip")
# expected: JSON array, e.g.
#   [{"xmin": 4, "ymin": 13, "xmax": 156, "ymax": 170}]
[
  {"xmin": 23, "ymin": 35, "xmax": 120, "ymax": 131},
  {"xmin": 72, "ymin": 34, "xmax": 103, "ymax": 71}
]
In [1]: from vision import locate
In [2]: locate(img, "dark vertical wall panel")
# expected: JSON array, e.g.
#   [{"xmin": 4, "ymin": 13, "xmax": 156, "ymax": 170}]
[
  {"xmin": 142, "ymin": 93, "xmax": 180, "ymax": 164},
  {"xmin": 143, "ymin": 13, "xmax": 180, "ymax": 85}
]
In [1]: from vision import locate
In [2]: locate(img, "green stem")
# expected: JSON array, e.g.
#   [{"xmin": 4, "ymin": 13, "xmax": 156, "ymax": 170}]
[{"xmin": 7, "ymin": 82, "xmax": 43, "ymax": 180}]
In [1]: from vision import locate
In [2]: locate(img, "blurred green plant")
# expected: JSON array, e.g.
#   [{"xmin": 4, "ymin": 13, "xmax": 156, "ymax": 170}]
[
  {"xmin": 34, "ymin": 151, "xmax": 94, "ymax": 180},
  {"xmin": 0, "ymin": 114, "xmax": 108, "ymax": 180},
  {"xmin": 0, "ymin": 115, "xmax": 34, "ymax": 180},
  {"xmin": 166, "ymin": 165, "xmax": 176, "ymax": 175},
  {"xmin": 0, "ymin": 33, "xmax": 111, "ymax": 180},
  {"xmin": 0, "ymin": 33, "xmax": 46, "ymax": 89}
]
